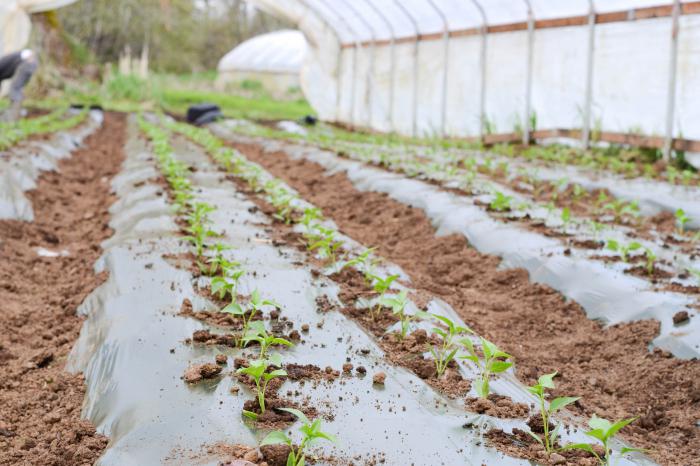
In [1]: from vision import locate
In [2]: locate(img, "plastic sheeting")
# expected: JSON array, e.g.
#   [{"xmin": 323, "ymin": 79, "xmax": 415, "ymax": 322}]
[
  {"xmin": 248, "ymin": 0, "xmax": 699, "ymax": 143},
  {"xmin": 218, "ymin": 30, "xmax": 307, "ymax": 74},
  {"xmin": 0, "ymin": 0, "xmax": 77, "ymax": 55},
  {"xmin": 217, "ymin": 29, "xmax": 307, "ymax": 93}
]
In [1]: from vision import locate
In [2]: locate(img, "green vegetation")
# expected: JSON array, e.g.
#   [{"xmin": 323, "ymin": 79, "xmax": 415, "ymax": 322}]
[
  {"xmin": 563, "ymin": 415, "xmax": 644, "ymax": 465},
  {"xmin": 460, "ymin": 338, "xmax": 513, "ymax": 399},
  {"xmin": 429, "ymin": 315, "xmax": 473, "ymax": 378},
  {"xmin": 643, "ymin": 248, "xmax": 657, "ymax": 276},
  {"xmin": 223, "ymin": 289, "xmax": 280, "ymax": 348},
  {"xmin": 675, "ymin": 208, "xmax": 690, "ymax": 235},
  {"xmin": 237, "ymin": 354, "xmax": 287, "ymax": 419},
  {"xmin": 377, "ymin": 290, "xmax": 424, "ymax": 339},
  {"xmin": 527, "ymin": 372, "xmax": 580, "ymax": 455},
  {"xmin": 489, "ymin": 192, "xmax": 514, "ymax": 212},
  {"xmin": 55, "ymin": 73, "xmax": 314, "ymax": 120},
  {"xmin": 369, "ymin": 274, "xmax": 399, "ymax": 320},
  {"xmin": 606, "ymin": 239, "xmax": 642, "ymax": 263},
  {"xmin": 242, "ymin": 321, "xmax": 293, "ymax": 359},
  {"xmin": 261, "ymin": 408, "xmax": 336, "ymax": 466},
  {"xmin": 307, "ymin": 226, "xmax": 344, "ymax": 264},
  {"xmin": 0, "ymin": 107, "xmax": 87, "ymax": 151}
]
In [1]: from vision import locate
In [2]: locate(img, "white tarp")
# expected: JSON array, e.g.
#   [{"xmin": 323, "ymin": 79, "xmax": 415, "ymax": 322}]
[
  {"xmin": 0, "ymin": 0, "xmax": 78, "ymax": 55},
  {"xmin": 248, "ymin": 0, "xmax": 700, "ymax": 143}
]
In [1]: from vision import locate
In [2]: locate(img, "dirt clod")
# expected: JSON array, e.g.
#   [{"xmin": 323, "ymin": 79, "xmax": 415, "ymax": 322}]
[
  {"xmin": 673, "ymin": 311, "xmax": 690, "ymax": 325},
  {"xmin": 216, "ymin": 354, "xmax": 228, "ymax": 365},
  {"xmin": 183, "ymin": 363, "xmax": 223, "ymax": 383},
  {"xmin": 372, "ymin": 372, "xmax": 386, "ymax": 385}
]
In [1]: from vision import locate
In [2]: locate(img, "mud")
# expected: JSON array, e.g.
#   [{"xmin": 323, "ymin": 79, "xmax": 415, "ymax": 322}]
[
  {"xmin": 0, "ymin": 113, "xmax": 124, "ymax": 466},
  {"xmin": 228, "ymin": 139, "xmax": 700, "ymax": 466}
]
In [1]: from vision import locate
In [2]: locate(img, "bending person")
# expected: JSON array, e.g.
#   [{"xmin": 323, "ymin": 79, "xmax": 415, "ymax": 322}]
[{"xmin": 0, "ymin": 49, "xmax": 39, "ymax": 121}]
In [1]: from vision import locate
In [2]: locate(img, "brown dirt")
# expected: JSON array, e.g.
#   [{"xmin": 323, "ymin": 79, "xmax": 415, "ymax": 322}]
[
  {"xmin": 230, "ymin": 140, "xmax": 700, "ymax": 466},
  {"xmin": 0, "ymin": 113, "xmax": 126, "ymax": 466},
  {"xmin": 465, "ymin": 394, "xmax": 530, "ymax": 419}
]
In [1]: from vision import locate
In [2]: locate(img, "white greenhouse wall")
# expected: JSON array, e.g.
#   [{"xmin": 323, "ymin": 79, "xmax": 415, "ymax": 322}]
[{"xmin": 249, "ymin": 0, "xmax": 700, "ymax": 146}]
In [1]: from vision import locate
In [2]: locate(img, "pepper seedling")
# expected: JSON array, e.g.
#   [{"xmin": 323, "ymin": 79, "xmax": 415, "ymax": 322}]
[
  {"xmin": 561, "ymin": 207, "xmax": 572, "ymax": 229},
  {"xmin": 183, "ymin": 222, "xmax": 218, "ymax": 258},
  {"xmin": 211, "ymin": 264, "xmax": 245, "ymax": 300},
  {"xmin": 260, "ymin": 408, "xmax": 336, "ymax": 466},
  {"xmin": 368, "ymin": 274, "xmax": 399, "ymax": 320},
  {"xmin": 526, "ymin": 372, "xmax": 580, "ymax": 455},
  {"xmin": 242, "ymin": 321, "xmax": 293, "ymax": 359},
  {"xmin": 675, "ymin": 208, "xmax": 690, "ymax": 235},
  {"xmin": 308, "ymin": 226, "xmax": 344, "ymax": 264},
  {"xmin": 489, "ymin": 191, "xmax": 513, "ymax": 212},
  {"xmin": 341, "ymin": 247, "xmax": 379, "ymax": 283},
  {"xmin": 460, "ymin": 337, "xmax": 513, "ymax": 399},
  {"xmin": 300, "ymin": 207, "xmax": 322, "ymax": 230},
  {"xmin": 377, "ymin": 290, "xmax": 425, "ymax": 339},
  {"xmin": 603, "ymin": 199, "xmax": 639, "ymax": 223},
  {"xmin": 237, "ymin": 353, "xmax": 287, "ymax": 419},
  {"xmin": 642, "ymin": 247, "xmax": 657, "ymax": 276},
  {"xmin": 223, "ymin": 289, "xmax": 279, "ymax": 347},
  {"xmin": 562, "ymin": 415, "xmax": 644, "ymax": 465},
  {"xmin": 606, "ymin": 239, "xmax": 642, "ymax": 263},
  {"xmin": 429, "ymin": 314, "xmax": 473, "ymax": 378},
  {"xmin": 200, "ymin": 242, "xmax": 232, "ymax": 276},
  {"xmin": 269, "ymin": 187, "xmax": 296, "ymax": 225}
]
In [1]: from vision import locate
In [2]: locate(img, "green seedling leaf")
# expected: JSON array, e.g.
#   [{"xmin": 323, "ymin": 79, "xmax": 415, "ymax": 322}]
[
  {"xmin": 260, "ymin": 430, "xmax": 291, "ymax": 447},
  {"xmin": 550, "ymin": 396, "xmax": 579, "ymax": 413}
]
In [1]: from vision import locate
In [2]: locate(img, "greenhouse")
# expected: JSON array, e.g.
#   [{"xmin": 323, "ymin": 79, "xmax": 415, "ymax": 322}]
[
  {"xmin": 0, "ymin": 1, "xmax": 699, "ymax": 466},
  {"xmin": 217, "ymin": 29, "xmax": 307, "ymax": 95}
]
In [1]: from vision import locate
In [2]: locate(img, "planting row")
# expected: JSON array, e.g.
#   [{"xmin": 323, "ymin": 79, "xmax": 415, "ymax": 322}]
[
  {"xmin": 0, "ymin": 109, "xmax": 102, "ymax": 221},
  {"xmin": 259, "ymin": 122, "xmax": 700, "ymax": 188},
  {"xmin": 0, "ymin": 106, "xmax": 89, "ymax": 151},
  {"xmin": 213, "ymin": 122, "xmax": 699, "ymax": 361},
  {"xmin": 69, "ymin": 115, "xmax": 525, "ymax": 465},
  {"xmin": 164, "ymin": 118, "xmax": 655, "ymax": 465},
  {"xmin": 232, "ymin": 121, "xmax": 700, "ymax": 234}
]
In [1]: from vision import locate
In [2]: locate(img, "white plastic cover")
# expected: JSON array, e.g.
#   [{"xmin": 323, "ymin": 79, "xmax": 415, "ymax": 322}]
[
  {"xmin": 247, "ymin": 0, "xmax": 699, "ymax": 142},
  {"xmin": 0, "ymin": 0, "xmax": 77, "ymax": 55},
  {"xmin": 217, "ymin": 30, "xmax": 307, "ymax": 74}
]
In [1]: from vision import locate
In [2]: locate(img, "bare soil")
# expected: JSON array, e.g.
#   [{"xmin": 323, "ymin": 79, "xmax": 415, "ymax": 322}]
[
  {"xmin": 0, "ymin": 113, "xmax": 126, "ymax": 466},
  {"xmin": 229, "ymin": 140, "xmax": 700, "ymax": 466}
]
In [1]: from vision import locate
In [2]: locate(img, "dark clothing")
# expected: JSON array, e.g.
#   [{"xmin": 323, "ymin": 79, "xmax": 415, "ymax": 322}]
[
  {"xmin": 0, "ymin": 51, "xmax": 38, "ymax": 120},
  {"xmin": 0, "ymin": 51, "xmax": 23, "ymax": 82}
]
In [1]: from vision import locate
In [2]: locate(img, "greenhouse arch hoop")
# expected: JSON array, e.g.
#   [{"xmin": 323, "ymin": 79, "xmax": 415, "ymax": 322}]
[{"xmin": 251, "ymin": 0, "xmax": 700, "ymax": 157}]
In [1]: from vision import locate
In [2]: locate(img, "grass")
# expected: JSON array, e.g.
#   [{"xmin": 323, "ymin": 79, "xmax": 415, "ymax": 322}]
[{"xmin": 23, "ymin": 72, "xmax": 314, "ymax": 121}]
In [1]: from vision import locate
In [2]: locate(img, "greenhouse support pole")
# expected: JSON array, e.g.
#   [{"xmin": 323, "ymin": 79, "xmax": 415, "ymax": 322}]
[
  {"xmin": 335, "ymin": 46, "xmax": 344, "ymax": 123},
  {"xmin": 663, "ymin": 0, "xmax": 681, "ymax": 162},
  {"xmin": 363, "ymin": 0, "xmax": 397, "ymax": 132},
  {"xmin": 339, "ymin": 0, "xmax": 377, "ymax": 129},
  {"xmin": 314, "ymin": 0, "xmax": 360, "ymax": 126},
  {"xmin": 523, "ymin": 0, "xmax": 534, "ymax": 146},
  {"xmin": 393, "ymin": 0, "xmax": 420, "ymax": 137},
  {"xmin": 427, "ymin": 0, "xmax": 450, "ymax": 137},
  {"xmin": 300, "ymin": 0, "xmax": 345, "ymax": 123},
  {"xmin": 350, "ymin": 44, "xmax": 359, "ymax": 126},
  {"xmin": 581, "ymin": 0, "xmax": 596, "ymax": 149},
  {"xmin": 470, "ymin": 0, "xmax": 488, "ymax": 140}
]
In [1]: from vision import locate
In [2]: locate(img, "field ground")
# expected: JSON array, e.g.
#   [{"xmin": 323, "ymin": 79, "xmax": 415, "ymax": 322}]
[{"xmin": 0, "ymin": 103, "xmax": 698, "ymax": 466}]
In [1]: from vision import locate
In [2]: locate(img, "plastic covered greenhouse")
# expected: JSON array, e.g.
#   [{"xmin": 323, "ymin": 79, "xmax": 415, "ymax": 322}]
[
  {"xmin": 217, "ymin": 29, "xmax": 308, "ymax": 94},
  {"xmin": 250, "ymin": 0, "xmax": 700, "ymax": 159}
]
